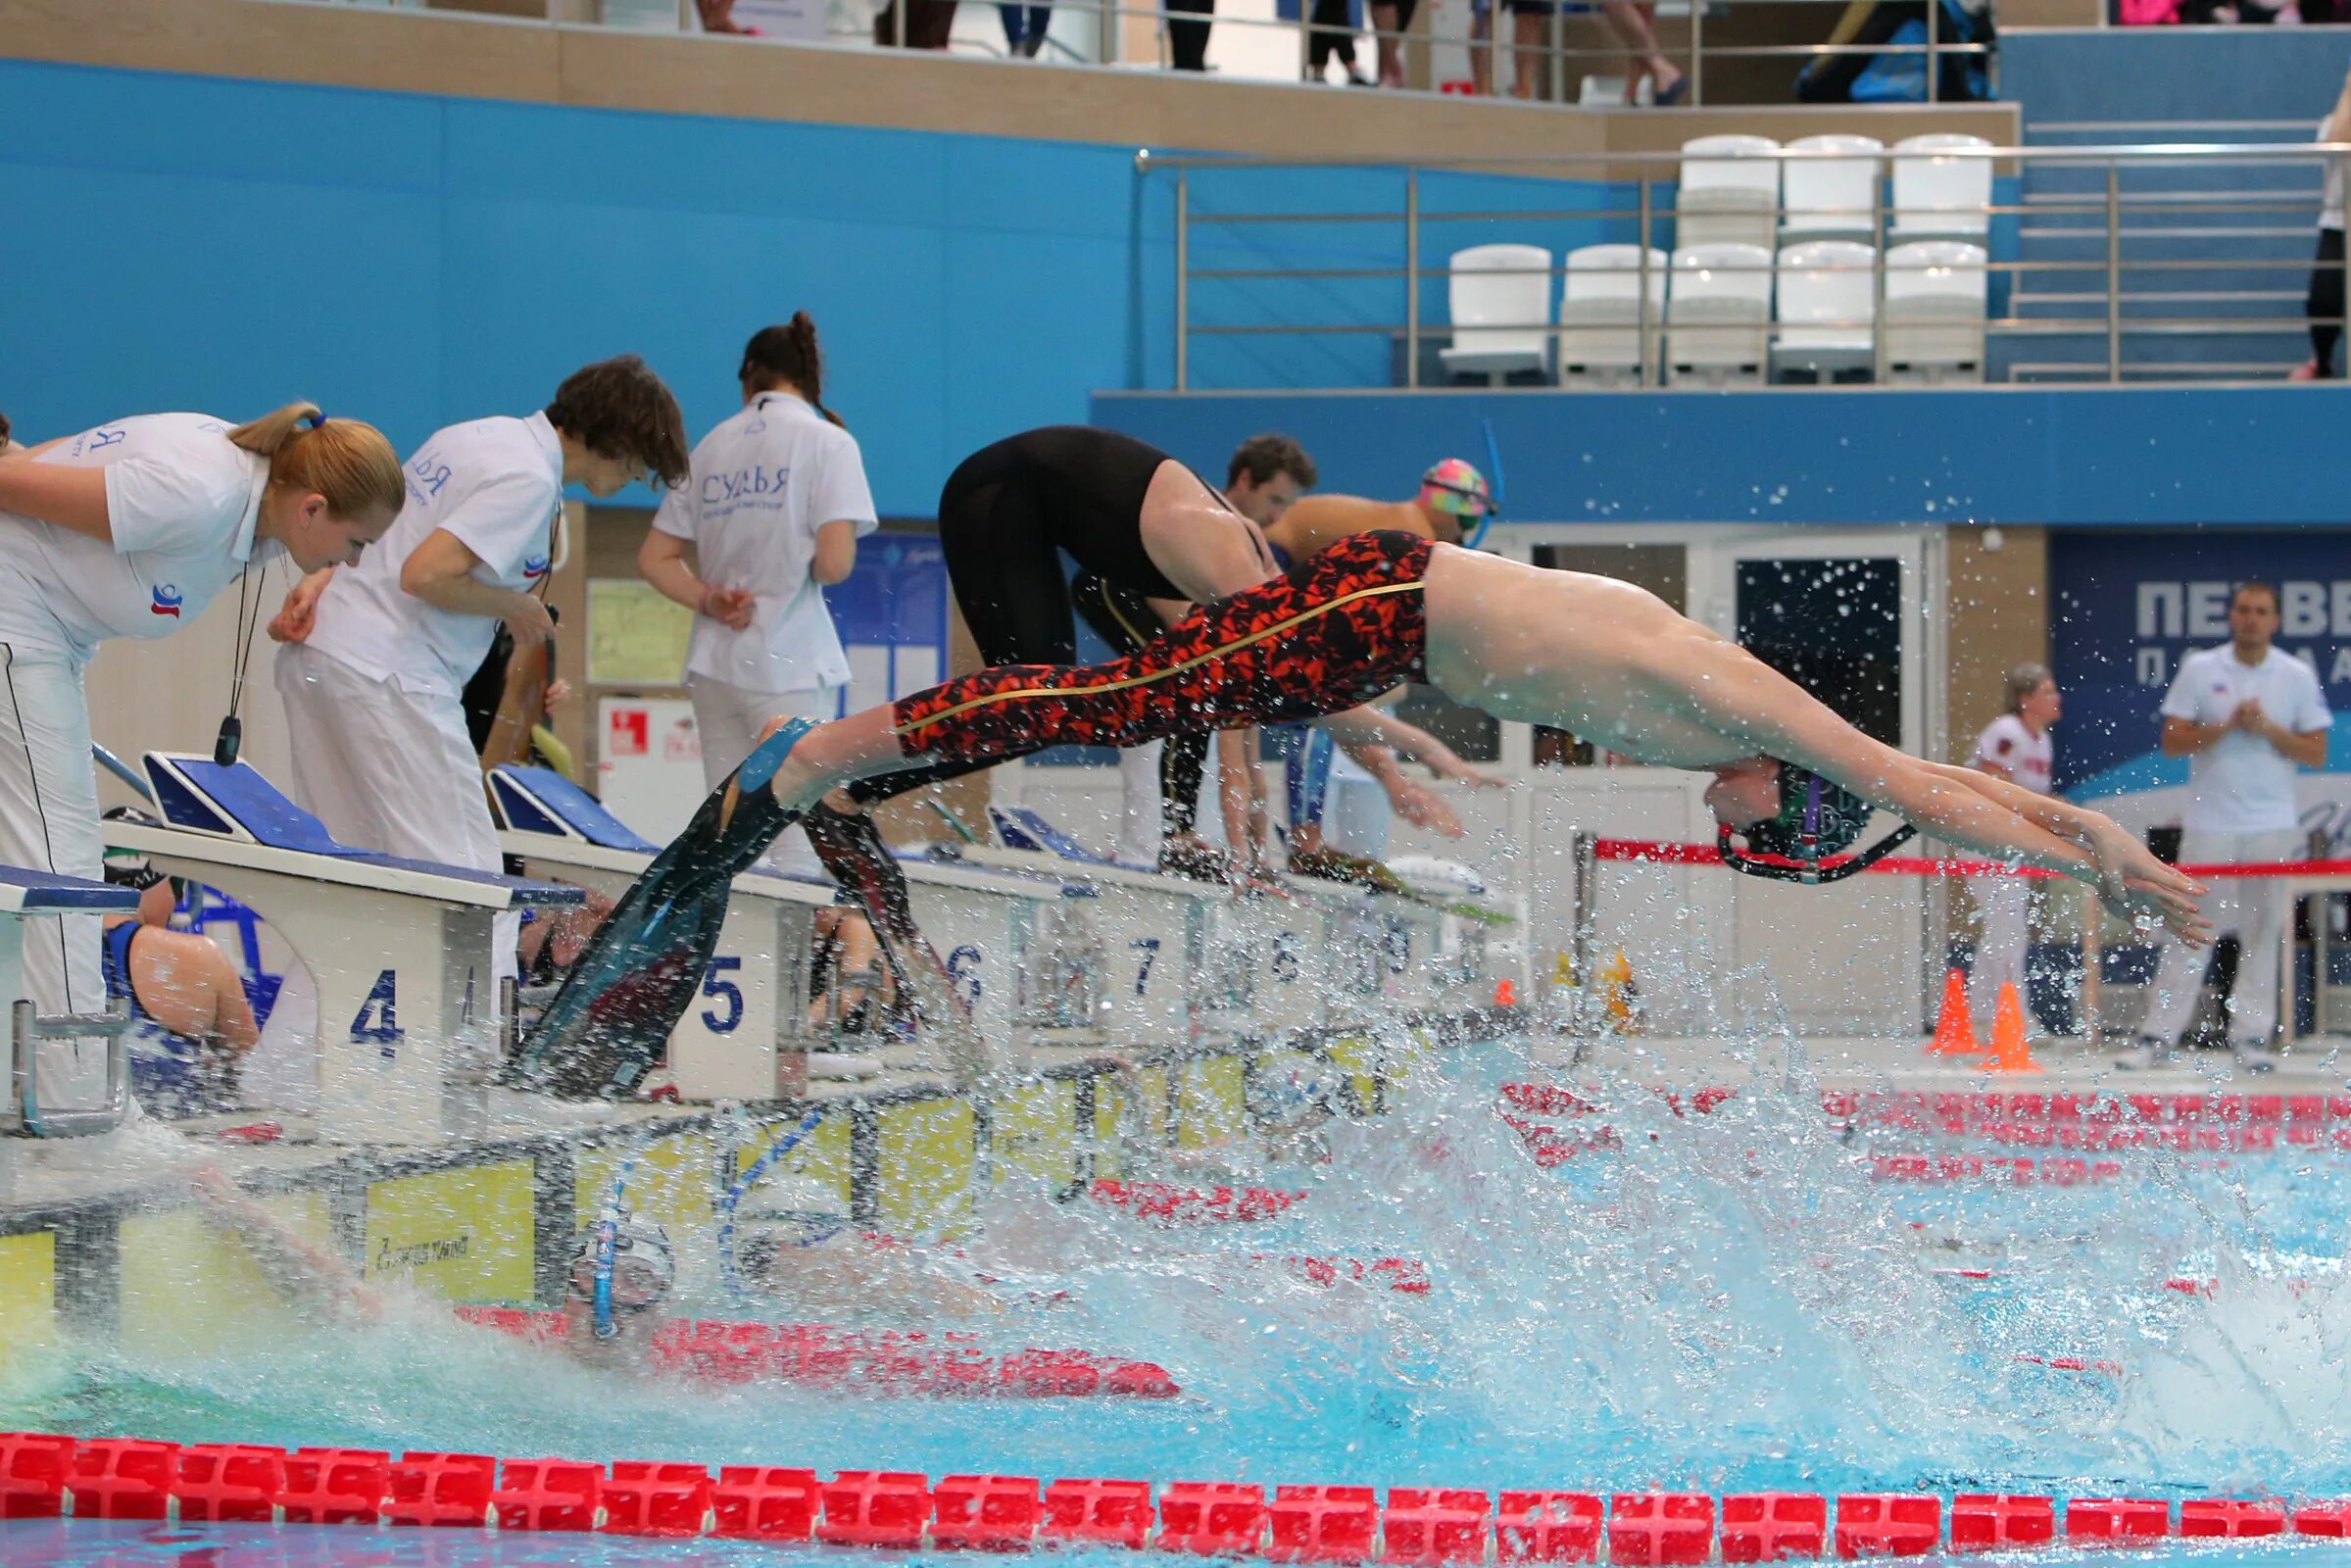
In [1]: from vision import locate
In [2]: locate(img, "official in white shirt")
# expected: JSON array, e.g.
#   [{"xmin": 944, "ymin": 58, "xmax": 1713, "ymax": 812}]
[
  {"xmin": 1969, "ymin": 664, "xmax": 2059, "ymax": 1028},
  {"xmin": 637, "ymin": 317, "xmax": 877, "ymax": 874},
  {"xmin": 270, "ymin": 358, "xmax": 690, "ymax": 990},
  {"xmin": 2121, "ymin": 581, "xmax": 2333, "ymax": 1073},
  {"xmin": 0, "ymin": 406, "xmax": 401, "ymax": 1023}
]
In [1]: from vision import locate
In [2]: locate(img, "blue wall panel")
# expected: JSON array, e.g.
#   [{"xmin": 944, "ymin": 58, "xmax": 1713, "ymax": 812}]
[
  {"xmin": 0, "ymin": 60, "xmax": 1146, "ymax": 515},
  {"xmin": 1091, "ymin": 384, "xmax": 2351, "ymax": 527}
]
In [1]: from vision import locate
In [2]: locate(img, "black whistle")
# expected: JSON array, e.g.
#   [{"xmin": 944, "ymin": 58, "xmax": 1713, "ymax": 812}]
[{"xmin": 213, "ymin": 716, "xmax": 242, "ymax": 767}]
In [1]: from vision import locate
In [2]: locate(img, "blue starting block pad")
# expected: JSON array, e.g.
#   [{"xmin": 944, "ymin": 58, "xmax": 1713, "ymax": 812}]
[
  {"xmin": 488, "ymin": 765, "xmax": 660, "ymax": 855},
  {"xmin": 140, "ymin": 754, "xmax": 580, "ymax": 907},
  {"xmin": 0, "ymin": 865, "xmax": 139, "ymax": 916},
  {"xmin": 990, "ymin": 806, "xmax": 1115, "ymax": 865}
]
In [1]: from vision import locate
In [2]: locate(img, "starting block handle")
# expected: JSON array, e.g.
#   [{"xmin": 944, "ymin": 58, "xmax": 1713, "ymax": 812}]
[{"xmin": 4, "ymin": 997, "xmax": 134, "ymax": 1139}]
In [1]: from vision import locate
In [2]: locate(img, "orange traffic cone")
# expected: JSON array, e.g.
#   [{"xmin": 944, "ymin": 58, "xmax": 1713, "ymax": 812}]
[
  {"xmin": 1494, "ymin": 977, "xmax": 1518, "ymax": 1007},
  {"xmin": 1986, "ymin": 981, "xmax": 2041, "ymax": 1074},
  {"xmin": 1930, "ymin": 967, "xmax": 1980, "ymax": 1056}
]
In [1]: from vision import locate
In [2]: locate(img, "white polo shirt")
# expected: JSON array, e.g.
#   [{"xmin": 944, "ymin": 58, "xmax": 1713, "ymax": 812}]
[
  {"xmin": 1973, "ymin": 713, "xmax": 2052, "ymax": 796},
  {"xmin": 305, "ymin": 413, "xmax": 563, "ymax": 700},
  {"xmin": 2161, "ymin": 644, "xmax": 2333, "ymax": 833},
  {"xmin": 652, "ymin": 392, "xmax": 877, "ymax": 696},
  {"xmin": 0, "ymin": 414, "xmax": 271, "ymax": 667}
]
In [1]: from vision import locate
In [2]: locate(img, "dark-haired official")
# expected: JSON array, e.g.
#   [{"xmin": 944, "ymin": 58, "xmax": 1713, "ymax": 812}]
[
  {"xmin": 271, "ymin": 355, "xmax": 691, "ymax": 994},
  {"xmin": 637, "ymin": 316, "xmax": 877, "ymax": 879}
]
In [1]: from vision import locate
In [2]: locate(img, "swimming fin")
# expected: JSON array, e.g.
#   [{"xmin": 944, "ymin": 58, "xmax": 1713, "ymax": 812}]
[
  {"xmin": 509, "ymin": 720, "xmax": 817, "ymax": 1099},
  {"xmin": 803, "ymin": 800, "xmax": 984, "ymax": 1077}
]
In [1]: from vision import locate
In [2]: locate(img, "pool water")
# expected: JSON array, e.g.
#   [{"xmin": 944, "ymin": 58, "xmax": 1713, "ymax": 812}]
[{"xmin": 8, "ymin": 1039, "xmax": 2351, "ymax": 1558}]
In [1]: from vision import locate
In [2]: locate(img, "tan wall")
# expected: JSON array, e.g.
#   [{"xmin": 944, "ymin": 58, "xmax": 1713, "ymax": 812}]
[
  {"xmin": 1944, "ymin": 524, "xmax": 2051, "ymax": 765},
  {"xmin": 0, "ymin": 0, "xmax": 2015, "ymax": 162}
]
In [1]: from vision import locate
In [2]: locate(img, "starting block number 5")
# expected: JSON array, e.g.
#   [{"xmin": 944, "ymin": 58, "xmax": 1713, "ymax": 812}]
[
  {"xmin": 351, "ymin": 968, "xmax": 403, "ymax": 1059},
  {"xmin": 701, "ymin": 956, "xmax": 744, "ymax": 1034}
]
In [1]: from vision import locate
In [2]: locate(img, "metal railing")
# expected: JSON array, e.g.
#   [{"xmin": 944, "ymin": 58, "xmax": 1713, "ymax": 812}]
[
  {"xmin": 332, "ymin": 0, "xmax": 1988, "ymax": 106},
  {"xmin": 845, "ymin": 0, "xmax": 1990, "ymax": 105},
  {"xmin": 1142, "ymin": 140, "xmax": 2348, "ymax": 390}
]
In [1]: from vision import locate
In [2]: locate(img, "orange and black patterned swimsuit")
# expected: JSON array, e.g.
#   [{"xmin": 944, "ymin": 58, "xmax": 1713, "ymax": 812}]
[{"xmin": 891, "ymin": 530, "xmax": 1432, "ymax": 766}]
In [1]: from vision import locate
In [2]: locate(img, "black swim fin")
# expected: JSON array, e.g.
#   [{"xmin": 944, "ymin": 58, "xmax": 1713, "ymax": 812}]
[
  {"xmin": 509, "ymin": 721, "xmax": 816, "ymax": 1099},
  {"xmin": 804, "ymin": 800, "xmax": 983, "ymax": 1073}
]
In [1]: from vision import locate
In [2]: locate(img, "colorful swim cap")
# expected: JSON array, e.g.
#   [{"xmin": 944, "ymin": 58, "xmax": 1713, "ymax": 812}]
[
  {"xmin": 1419, "ymin": 458, "xmax": 1495, "ymax": 518},
  {"xmin": 1739, "ymin": 761, "xmax": 1873, "ymax": 861}
]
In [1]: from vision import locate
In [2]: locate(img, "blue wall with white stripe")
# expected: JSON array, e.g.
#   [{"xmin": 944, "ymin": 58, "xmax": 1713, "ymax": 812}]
[
  {"xmin": 1091, "ymin": 384, "xmax": 2351, "ymax": 528},
  {"xmin": 0, "ymin": 60, "xmax": 1157, "ymax": 517}
]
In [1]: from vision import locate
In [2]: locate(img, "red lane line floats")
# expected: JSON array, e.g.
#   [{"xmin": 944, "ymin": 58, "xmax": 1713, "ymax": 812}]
[
  {"xmin": 1590, "ymin": 838, "xmax": 2351, "ymax": 882},
  {"xmin": 450, "ymin": 1310, "xmax": 1180, "ymax": 1399},
  {"xmin": 1090, "ymin": 1180, "xmax": 1309, "ymax": 1225},
  {"xmin": 14, "ymin": 1437, "xmax": 2351, "ymax": 1562},
  {"xmin": 1498, "ymin": 1084, "xmax": 2351, "ymax": 1167}
]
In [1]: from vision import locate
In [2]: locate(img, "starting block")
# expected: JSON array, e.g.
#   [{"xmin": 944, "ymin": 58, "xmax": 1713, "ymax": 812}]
[
  {"xmin": 489, "ymin": 766, "xmax": 829, "ymax": 1102},
  {"xmin": 103, "ymin": 755, "xmax": 581, "ymax": 1144},
  {"xmin": 0, "ymin": 865, "xmax": 141, "ymax": 1140},
  {"xmin": 923, "ymin": 807, "xmax": 1225, "ymax": 1045}
]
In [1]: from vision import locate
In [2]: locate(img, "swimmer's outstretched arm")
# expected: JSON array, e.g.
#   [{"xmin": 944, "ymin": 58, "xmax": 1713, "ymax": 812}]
[
  {"xmin": 1669, "ymin": 639, "xmax": 2208, "ymax": 941},
  {"xmin": 1916, "ymin": 760, "xmax": 2202, "ymax": 906},
  {"xmin": 189, "ymin": 1168, "xmax": 383, "ymax": 1324}
]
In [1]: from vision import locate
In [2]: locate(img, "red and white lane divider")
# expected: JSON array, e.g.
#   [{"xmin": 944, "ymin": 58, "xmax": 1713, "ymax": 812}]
[
  {"xmin": 10, "ymin": 1436, "xmax": 2351, "ymax": 1559},
  {"xmin": 1498, "ymin": 1085, "xmax": 2351, "ymax": 1168},
  {"xmin": 452, "ymin": 1311, "xmax": 1180, "ymax": 1399},
  {"xmin": 1089, "ymin": 1180, "xmax": 1309, "ymax": 1225}
]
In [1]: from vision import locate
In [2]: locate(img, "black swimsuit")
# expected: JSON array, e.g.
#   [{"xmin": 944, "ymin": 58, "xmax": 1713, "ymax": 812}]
[{"xmin": 845, "ymin": 426, "xmax": 1227, "ymax": 815}]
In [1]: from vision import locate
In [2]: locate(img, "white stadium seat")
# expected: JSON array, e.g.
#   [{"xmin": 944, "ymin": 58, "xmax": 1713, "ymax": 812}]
[
  {"xmin": 1889, "ymin": 132, "xmax": 1994, "ymax": 245},
  {"xmin": 1773, "ymin": 240, "xmax": 1878, "ymax": 382},
  {"xmin": 1885, "ymin": 240, "xmax": 1989, "ymax": 383},
  {"xmin": 1666, "ymin": 242, "xmax": 1773, "ymax": 386},
  {"xmin": 1781, "ymin": 133, "xmax": 1885, "ymax": 245},
  {"xmin": 1558, "ymin": 244, "xmax": 1668, "ymax": 387},
  {"xmin": 1439, "ymin": 243, "xmax": 1554, "ymax": 385},
  {"xmin": 1676, "ymin": 134, "xmax": 1783, "ymax": 252}
]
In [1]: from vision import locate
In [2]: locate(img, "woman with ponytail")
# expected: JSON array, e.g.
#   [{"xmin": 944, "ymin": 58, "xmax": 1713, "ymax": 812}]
[
  {"xmin": 0, "ymin": 404, "xmax": 400, "ymax": 1025},
  {"xmin": 1968, "ymin": 662, "xmax": 2061, "ymax": 1030},
  {"xmin": 637, "ymin": 316, "xmax": 876, "ymax": 876}
]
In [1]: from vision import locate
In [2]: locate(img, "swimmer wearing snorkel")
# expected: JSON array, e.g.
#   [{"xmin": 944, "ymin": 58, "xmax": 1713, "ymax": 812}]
[{"xmin": 522, "ymin": 532, "xmax": 2209, "ymax": 1091}]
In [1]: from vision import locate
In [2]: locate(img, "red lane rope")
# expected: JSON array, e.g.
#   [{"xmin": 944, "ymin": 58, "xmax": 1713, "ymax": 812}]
[
  {"xmin": 1590, "ymin": 839, "xmax": 2351, "ymax": 880},
  {"xmin": 9, "ymin": 1433, "xmax": 2347, "ymax": 1553}
]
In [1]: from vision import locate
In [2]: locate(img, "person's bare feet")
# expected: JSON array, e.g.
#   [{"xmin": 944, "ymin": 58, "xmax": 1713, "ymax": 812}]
[{"xmin": 2290, "ymin": 359, "xmax": 2323, "ymax": 381}]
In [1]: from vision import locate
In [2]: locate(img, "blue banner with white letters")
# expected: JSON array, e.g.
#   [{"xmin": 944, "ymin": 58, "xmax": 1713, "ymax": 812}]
[{"xmin": 2049, "ymin": 529, "xmax": 2351, "ymax": 792}]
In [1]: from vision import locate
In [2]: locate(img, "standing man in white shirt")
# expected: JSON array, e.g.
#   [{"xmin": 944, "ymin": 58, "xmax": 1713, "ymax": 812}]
[
  {"xmin": 1969, "ymin": 663, "xmax": 2059, "ymax": 1028},
  {"xmin": 0, "ymin": 405, "xmax": 402, "ymax": 1026},
  {"xmin": 270, "ymin": 357, "xmax": 691, "ymax": 990},
  {"xmin": 636, "ymin": 316, "xmax": 878, "ymax": 876},
  {"xmin": 2119, "ymin": 581, "xmax": 2333, "ymax": 1072}
]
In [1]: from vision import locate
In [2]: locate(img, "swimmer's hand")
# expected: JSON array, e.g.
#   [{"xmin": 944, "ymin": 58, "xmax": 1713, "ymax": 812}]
[
  {"xmin": 1386, "ymin": 775, "xmax": 1466, "ymax": 838},
  {"xmin": 267, "ymin": 569, "xmax": 333, "ymax": 643},
  {"xmin": 1431, "ymin": 756, "xmax": 1506, "ymax": 791},
  {"xmin": 2086, "ymin": 818, "xmax": 2211, "ymax": 946}
]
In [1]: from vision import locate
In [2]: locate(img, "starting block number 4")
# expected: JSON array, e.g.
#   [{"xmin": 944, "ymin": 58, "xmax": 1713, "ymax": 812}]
[{"xmin": 351, "ymin": 968, "xmax": 404, "ymax": 1059}]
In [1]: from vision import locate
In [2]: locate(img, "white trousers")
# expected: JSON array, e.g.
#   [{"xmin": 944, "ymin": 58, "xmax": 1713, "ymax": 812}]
[
  {"xmin": 0, "ymin": 647, "xmax": 105, "ymax": 1020},
  {"xmin": 273, "ymin": 641, "xmax": 517, "ymax": 991},
  {"xmin": 1967, "ymin": 874, "xmax": 2033, "ymax": 1027},
  {"xmin": 2138, "ymin": 826, "xmax": 2302, "ymax": 1045},
  {"xmin": 1116, "ymin": 741, "xmax": 1164, "ymax": 866},
  {"xmin": 687, "ymin": 674, "xmax": 837, "ymax": 876}
]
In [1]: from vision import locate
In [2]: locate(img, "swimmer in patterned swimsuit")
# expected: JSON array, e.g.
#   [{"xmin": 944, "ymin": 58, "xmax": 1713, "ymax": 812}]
[
  {"xmin": 520, "ymin": 531, "xmax": 2212, "ymax": 1094},
  {"xmin": 798, "ymin": 428, "xmax": 1490, "ymax": 987}
]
